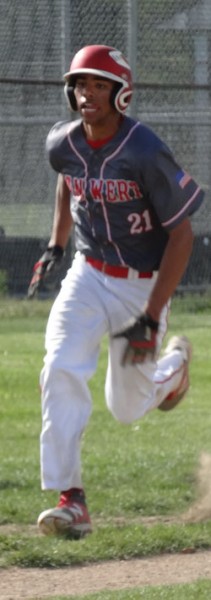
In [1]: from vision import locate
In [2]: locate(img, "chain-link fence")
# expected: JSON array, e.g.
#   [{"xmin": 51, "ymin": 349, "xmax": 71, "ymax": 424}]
[{"xmin": 0, "ymin": 0, "xmax": 211, "ymax": 294}]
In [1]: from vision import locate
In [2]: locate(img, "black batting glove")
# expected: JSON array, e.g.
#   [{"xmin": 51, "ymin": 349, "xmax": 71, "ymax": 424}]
[
  {"xmin": 113, "ymin": 312, "xmax": 159, "ymax": 366},
  {"xmin": 27, "ymin": 245, "xmax": 64, "ymax": 299}
]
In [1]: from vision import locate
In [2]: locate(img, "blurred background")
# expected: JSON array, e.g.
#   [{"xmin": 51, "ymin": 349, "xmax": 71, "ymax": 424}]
[{"xmin": 0, "ymin": 0, "xmax": 210, "ymax": 295}]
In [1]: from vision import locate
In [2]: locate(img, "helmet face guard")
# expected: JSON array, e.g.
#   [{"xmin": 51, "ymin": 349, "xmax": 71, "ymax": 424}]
[{"xmin": 64, "ymin": 45, "xmax": 133, "ymax": 113}]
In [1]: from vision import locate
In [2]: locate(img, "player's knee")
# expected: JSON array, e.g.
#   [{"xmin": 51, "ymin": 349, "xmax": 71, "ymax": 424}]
[
  {"xmin": 40, "ymin": 354, "xmax": 72, "ymax": 394},
  {"xmin": 107, "ymin": 399, "xmax": 143, "ymax": 424},
  {"xmin": 106, "ymin": 388, "xmax": 149, "ymax": 424},
  {"xmin": 109, "ymin": 405, "xmax": 134, "ymax": 424}
]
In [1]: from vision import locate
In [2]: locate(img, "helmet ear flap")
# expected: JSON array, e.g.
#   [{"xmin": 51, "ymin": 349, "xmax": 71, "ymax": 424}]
[
  {"xmin": 64, "ymin": 84, "xmax": 78, "ymax": 111},
  {"xmin": 110, "ymin": 82, "xmax": 122, "ymax": 110}
]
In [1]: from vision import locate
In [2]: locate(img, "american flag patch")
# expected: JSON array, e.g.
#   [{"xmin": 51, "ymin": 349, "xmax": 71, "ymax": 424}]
[{"xmin": 176, "ymin": 170, "xmax": 192, "ymax": 189}]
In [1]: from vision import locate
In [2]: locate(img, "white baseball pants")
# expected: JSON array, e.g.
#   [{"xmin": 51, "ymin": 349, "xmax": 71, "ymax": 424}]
[{"xmin": 40, "ymin": 252, "xmax": 185, "ymax": 491}]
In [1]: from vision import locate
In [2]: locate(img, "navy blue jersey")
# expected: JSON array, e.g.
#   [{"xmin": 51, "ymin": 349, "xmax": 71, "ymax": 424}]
[{"xmin": 46, "ymin": 116, "xmax": 204, "ymax": 271}]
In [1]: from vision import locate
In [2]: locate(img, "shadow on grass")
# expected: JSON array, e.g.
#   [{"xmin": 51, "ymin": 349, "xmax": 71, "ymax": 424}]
[{"xmin": 0, "ymin": 479, "xmax": 27, "ymax": 490}]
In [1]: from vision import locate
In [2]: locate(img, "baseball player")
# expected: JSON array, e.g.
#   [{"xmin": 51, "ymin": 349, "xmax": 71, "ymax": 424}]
[{"xmin": 28, "ymin": 45, "xmax": 204, "ymax": 539}]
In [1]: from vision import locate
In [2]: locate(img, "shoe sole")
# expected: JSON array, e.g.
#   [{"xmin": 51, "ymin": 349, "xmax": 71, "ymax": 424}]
[
  {"xmin": 158, "ymin": 386, "xmax": 188, "ymax": 411},
  {"xmin": 38, "ymin": 509, "xmax": 92, "ymax": 539}
]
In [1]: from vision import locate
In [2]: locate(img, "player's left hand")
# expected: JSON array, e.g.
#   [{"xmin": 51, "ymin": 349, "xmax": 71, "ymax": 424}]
[{"xmin": 113, "ymin": 312, "xmax": 159, "ymax": 365}]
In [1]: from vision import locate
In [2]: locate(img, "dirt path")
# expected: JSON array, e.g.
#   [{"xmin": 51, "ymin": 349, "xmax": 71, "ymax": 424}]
[{"xmin": 1, "ymin": 550, "xmax": 211, "ymax": 600}]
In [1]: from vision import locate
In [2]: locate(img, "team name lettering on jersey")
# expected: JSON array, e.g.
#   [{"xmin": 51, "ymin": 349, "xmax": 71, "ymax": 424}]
[{"xmin": 65, "ymin": 175, "xmax": 142, "ymax": 203}]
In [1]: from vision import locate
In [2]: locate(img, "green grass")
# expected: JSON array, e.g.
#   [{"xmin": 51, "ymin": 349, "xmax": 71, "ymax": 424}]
[
  {"xmin": 30, "ymin": 580, "xmax": 211, "ymax": 600},
  {"xmin": 0, "ymin": 296, "xmax": 211, "ymax": 575}
]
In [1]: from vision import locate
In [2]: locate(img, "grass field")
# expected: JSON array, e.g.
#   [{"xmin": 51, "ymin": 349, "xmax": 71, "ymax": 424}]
[
  {"xmin": 0, "ymin": 295, "xmax": 211, "ymax": 599},
  {"xmin": 33, "ymin": 584, "xmax": 211, "ymax": 600}
]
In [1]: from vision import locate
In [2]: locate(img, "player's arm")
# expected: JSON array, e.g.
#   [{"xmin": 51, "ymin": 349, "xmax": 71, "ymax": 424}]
[
  {"xmin": 48, "ymin": 173, "xmax": 73, "ymax": 249},
  {"xmin": 144, "ymin": 217, "xmax": 193, "ymax": 321},
  {"xmin": 28, "ymin": 175, "xmax": 73, "ymax": 298},
  {"xmin": 114, "ymin": 218, "xmax": 193, "ymax": 365}
]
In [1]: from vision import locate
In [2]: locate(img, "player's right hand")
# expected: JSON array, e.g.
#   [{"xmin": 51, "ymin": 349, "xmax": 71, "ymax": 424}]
[{"xmin": 27, "ymin": 245, "xmax": 64, "ymax": 299}]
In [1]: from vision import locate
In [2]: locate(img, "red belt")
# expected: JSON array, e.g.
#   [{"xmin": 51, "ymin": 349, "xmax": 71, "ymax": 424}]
[{"xmin": 85, "ymin": 256, "xmax": 153, "ymax": 279}]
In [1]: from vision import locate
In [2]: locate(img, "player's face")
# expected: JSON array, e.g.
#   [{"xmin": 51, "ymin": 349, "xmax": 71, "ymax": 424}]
[{"xmin": 74, "ymin": 74, "xmax": 117, "ymax": 129}]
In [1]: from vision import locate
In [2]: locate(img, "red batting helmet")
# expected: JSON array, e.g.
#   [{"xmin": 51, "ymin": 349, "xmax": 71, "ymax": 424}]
[{"xmin": 64, "ymin": 45, "xmax": 133, "ymax": 113}]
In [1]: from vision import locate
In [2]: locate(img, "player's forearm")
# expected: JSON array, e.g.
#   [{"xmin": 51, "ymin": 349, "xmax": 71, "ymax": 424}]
[
  {"xmin": 48, "ymin": 174, "xmax": 73, "ymax": 249},
  {"xmin": 49, "ymin": 209, "xmax": 72, "ymax": 249},
  {"xmin": 145, "ymin": 218, "xmax": 194, "ymax": 322}
]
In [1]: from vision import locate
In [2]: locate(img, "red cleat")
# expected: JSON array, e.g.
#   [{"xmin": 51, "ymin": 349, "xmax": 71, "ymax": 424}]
[{"xmin": 37, "ymin": 488, "xmax": 92, "ymax": 539}]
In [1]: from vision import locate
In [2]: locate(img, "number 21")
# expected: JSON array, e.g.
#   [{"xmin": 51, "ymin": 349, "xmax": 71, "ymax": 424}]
[{"xmin": 128, "ymin": 209, "xmax": 153, "ymax": 234}]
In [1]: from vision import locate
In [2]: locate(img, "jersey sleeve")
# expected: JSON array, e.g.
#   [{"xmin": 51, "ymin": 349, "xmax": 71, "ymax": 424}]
[{"xmin": 144, "ymin": 144, "xmax": 205, "ymax": 231}]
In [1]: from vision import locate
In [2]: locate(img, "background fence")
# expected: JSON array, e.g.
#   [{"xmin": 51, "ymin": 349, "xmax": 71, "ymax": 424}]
[{"xmin": 0, "ymin": 0, "xmax": 211, "ymax": 295}]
